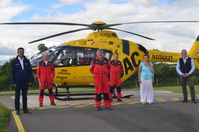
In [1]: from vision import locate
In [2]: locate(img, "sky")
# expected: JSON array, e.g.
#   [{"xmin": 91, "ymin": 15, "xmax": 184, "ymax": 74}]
[{"xmin": 0, "ymin": 0, "xmax": 199, "ymax": 65}]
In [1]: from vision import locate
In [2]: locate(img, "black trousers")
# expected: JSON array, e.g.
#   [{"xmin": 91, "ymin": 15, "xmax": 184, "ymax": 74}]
[
  {"xmin": 181, "ymin": 76, "xmax": 195, "ymax": 100},
  {"xmin": 15, "ymin": 83, "xmax": 28, "ymax": 111}
]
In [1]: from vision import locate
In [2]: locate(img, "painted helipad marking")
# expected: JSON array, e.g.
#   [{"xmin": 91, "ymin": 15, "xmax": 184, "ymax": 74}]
[
  {"xmin": 70, "ymin": 104, "xmax": 87, "ymax": 108},
  {"xmin": 127, "ymin": 100, "xmax": 139, "ymax": 104},
  {"xmin": 30, "ymin": 97, "xmax": 183, "ymax": 110},
  {"xmin": 12, "ymin": 111, "xmax": 25, "ymax": 132},
  {"xmin": 157, "ymin": 98, "xmax": 167, "ymax": 102},
  {"xmin": 32, "ymin": 105, "xmax": 71, "ymax": 110},
  {"xmin": 74, "ymin": 104, "xmax": 91, "ymax": 108},
  {"xmin": 172, "ymin": 97, "xmax": 180, "ymax": 102},
  {"xmin": 112, "ymin": 102, "xmax": 124, "ymax": 106}
]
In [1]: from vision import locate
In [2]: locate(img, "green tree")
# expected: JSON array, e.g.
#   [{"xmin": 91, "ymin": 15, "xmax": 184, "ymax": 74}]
[
  {"xmin": 154, "ymin": 63, "xmax": 179, "ymax": 86},
  {"xmin": 0, "ymin": 60, "xmax": 12, "ymax": 91},
  {"xmin": 37, "ymin": 44, "xmax": 48, "ymax": 53}
]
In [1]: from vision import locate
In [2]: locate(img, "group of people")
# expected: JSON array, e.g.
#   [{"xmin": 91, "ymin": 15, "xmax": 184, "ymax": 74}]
[
  {"xmin": 11, "ymin": 47, "xmax": 197, "ymax": 114},
  {"xmin": 90, "ymin": 49, "xmax": 123, "ymax": 111},
  {"xmin": 137, "ymin": 49, "xmax": 197, "ymax": 105}
]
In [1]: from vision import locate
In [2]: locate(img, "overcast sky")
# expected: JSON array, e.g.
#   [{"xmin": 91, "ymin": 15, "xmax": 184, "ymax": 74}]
[{"xmin": 0, "ymin": 0, "xmax": 199, "ymax": 65}]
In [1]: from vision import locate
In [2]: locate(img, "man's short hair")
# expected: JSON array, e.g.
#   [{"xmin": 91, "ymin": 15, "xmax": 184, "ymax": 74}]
[
  {"xmin": 42, "ymin": 52, "xmax": 49, "ymax": 56},
  {"xmin": 96, "ymin": 49, "xmax": 103, "ymax": 54},
  {"xmin": 181, "ymin": 49, "xmax": 187, "ymax": 53},
  {"xmin": 17, "ymin": 47, "xmax": 24, "ymax": 52}
]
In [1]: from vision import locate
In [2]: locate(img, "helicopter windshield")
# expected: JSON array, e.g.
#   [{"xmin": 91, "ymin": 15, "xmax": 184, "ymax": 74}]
[
  {"xmin": 30, "ymin": 46, "xmax": 62, "ymax": 67},
  {"xmin": 54, "ymin": 47, "xmax": 76, "ymax": 66},
  {"xmin": 31, "ymin": 46, "xmax": 112, "ymax": 67},
  {"xmin": 54, "ymin": 47, "xmax": 112, "ymax": 66}
]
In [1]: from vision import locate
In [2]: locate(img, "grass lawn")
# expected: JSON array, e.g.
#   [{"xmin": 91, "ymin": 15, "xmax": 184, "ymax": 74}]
[
  {"xmin": 154, "ymin": 85, "xmax": 199, "ymax": 94},
  {"xmin": 124, "ymin": 85, "xmax": 199, "ymax": 95},
  {"xmin": 0, "ymin": 87, "xmax": 95, "ymax": 96},
  {"xmin": 0, "ymin": 103, "xmax": 10, "ymax": 132},
  {"xmin": 0, "ymin": 85, "xmax": 199, "ymax": 95}
]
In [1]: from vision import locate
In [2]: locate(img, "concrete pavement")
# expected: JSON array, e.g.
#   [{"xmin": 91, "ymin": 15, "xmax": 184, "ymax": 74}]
[
  {"xmin": 0, "ymin": 90, "xmax": 198, "ymax": 132},
  {"xmin": 8, "ymin": 101, "xmax": 199, "ymax": 132}
]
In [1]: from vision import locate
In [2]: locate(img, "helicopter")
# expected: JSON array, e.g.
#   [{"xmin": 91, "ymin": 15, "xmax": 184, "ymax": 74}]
[{"xmin": 1, "ymin": 21, "xmax": 199, "ymax": 99}]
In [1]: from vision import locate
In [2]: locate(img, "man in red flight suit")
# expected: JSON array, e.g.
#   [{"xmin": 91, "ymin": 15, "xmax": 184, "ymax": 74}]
[
  {"xmin": 109, "ymin": 53, "xmax": 123, "ymax": 102},
  {"xmin": 37, "ymin": 53, "xmax": 56, "ymax": 107},
  {"xmin": 90, "ymin": 49, "xmax": 112, "ymax": 111}
]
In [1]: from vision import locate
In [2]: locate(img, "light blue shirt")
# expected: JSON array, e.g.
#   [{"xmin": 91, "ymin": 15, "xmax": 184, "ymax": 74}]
[
  {"xmin": 140, "ymin": 62, "xmax": 154, "ymax": 80},
  {"xmin": 176, "ymin": 57, "xmax": 195, "ymax": 75}
]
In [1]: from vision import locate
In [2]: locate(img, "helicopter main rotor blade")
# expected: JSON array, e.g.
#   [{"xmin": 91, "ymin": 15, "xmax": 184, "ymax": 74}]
[
  {"xmin": 29, "ymin": 28, "xmax": 91, "ymax": 44},
  {"xmin": 106, "ymin": 20, "xmax": 199, "ymax": 27},
  {"xmin": 0, "ymin": 22, "xmax": 90, "ymax": 27},
  {"xmin": 107, "ymin": 28, "xmax": 155, "ymax": 40}
]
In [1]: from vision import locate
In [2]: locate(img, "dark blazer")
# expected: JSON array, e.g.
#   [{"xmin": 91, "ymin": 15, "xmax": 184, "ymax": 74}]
[{"xmin": 11, "ymin": 56, "xmax": 33, "ymax": 84}]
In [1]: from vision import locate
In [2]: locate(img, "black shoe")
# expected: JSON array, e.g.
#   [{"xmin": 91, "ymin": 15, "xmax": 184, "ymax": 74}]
[
  {"xmin": 117, "ymin": 98, "xmax": 123, "ymax": 102},
  {"xmin": 51, "ymin": 102, "xmax": 56, "ymax": 106},
  {"xmin": 96, "ymin": 107, "xmax": 101, "ymax": 111},
  {"xmin": 182, "ymin": 100, "xmax": 188, "ymax": 103},
  {"xmin": 16, "ymin": 110, "xmax": 20, "ymax": 115},
  {"xmin": 23, "ymin": 109, "xmax": 32, "ymax": 114},
  {"xmin": 192, "ymin": 99, "xmax": 197, "ymax": 104},
  {"xmin": 105, "ymin": 107, "xmax": 112, "ymax": 111},
  {"xmin": 39, "ymin": 103, "xmax": 43, "ymax": 107}
]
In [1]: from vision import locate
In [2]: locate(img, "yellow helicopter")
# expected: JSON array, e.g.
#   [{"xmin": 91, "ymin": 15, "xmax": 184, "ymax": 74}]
[{"xmin": 1, "ymin": 20, "xmax": 199, "ymax": 98}]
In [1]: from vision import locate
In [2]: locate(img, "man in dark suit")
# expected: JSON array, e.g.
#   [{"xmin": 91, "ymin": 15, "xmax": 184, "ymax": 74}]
[
  {"xmin": 176, "ymin": 49, "xmax": 197, "ymax": 104},
  {"xmin": 11, "ymin": 47, "xmax": 33, "ymax": 115}
]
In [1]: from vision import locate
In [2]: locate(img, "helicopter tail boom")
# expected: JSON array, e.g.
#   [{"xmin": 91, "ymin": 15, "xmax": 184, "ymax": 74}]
[
  {"xmin": 148, "ymin": 35, "xmax": 199, "ymax": 70},
  {"xmin": 148, "ymin": 50, "xmax": 181, "ymax": 63}
]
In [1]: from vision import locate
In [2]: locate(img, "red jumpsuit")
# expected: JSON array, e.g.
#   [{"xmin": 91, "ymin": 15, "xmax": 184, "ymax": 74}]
[
  {"xmin": 109, "ymin": 60, "xmax": 123, "ymax": 100},
  {"xmin": 90, "ymin": 57, "xmax": 111, "ymax": 108},
  {"xmin": 37, "ymin": 61, "xmax": 55, "ymax": 104}
]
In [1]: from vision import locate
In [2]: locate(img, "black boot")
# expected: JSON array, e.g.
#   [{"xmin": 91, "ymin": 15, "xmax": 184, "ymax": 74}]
[
  {"xmin": 117, "ymin": 98, "xmax": 123, "ymax": 102},
  {"xmin": 191, "ymin": 99, "xmax": 197, "ymax": 104},
  {"xmin": 23, "ymin": 109, "xmax": 32, "ymax": 114},
  {"xmin": 105, "ymin": 107, "xmax": 112, "ymax": 111},
  {"xmin": 182, "ymin": 99, "xmax": 188, "ymax": 103},
  {"xmin": 96, "ymin": 107, "xmax": 101, "ymax": 111},
  {"xmin": 16, "ymin": 110, "xmax": 20, "ymax": 115}
]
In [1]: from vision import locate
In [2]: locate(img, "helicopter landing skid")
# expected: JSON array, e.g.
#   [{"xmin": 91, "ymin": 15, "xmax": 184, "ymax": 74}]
[
  {"xmin": 48, "ymin": 86, "xmax": 134, "ymax": 101},
  {"xmin": 53, "ymin": 85, "xmax": 95, "ymax": 101}
]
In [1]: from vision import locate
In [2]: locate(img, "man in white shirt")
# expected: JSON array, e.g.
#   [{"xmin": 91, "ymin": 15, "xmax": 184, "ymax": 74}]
[
  {"xmin": 11, "ymin": 47, "xmax": 33, "ymax": 115},
  {"xmin": 176, "ymin": 49, "xmax": 197, "ymax": 104}
]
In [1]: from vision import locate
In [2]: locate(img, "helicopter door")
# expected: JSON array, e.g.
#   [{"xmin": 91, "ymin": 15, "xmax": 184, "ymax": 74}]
[
  {"xmin": 74, "ymin": 48, "xmax": 113, "ymax": 85},
  {"xmin": 53, "ymin": 47, "xmax": 77, "ymax": 85},
  {"xmin": 74, "ymin": 48, "xmax": 96, "ymax": 85}
]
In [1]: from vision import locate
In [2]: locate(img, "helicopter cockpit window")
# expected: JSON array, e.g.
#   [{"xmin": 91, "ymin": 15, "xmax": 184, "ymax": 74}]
[
  {"xmin": 30, "ymin": 46, "xmax": 59, "ymax": 67},
  {"xmin": 76, "ymin": 48, "xmax": 112, "ymax": 66},
  {"xmin": 76, "ymin": 48, "xmax": 95, "ymax": 65},
  {"xmin": 54, "ymin": 48, "xmax": 76, "ymax": 66},
  {"xmin": 104, "ymin": 51, "xmax": 112, "ymax": 60}
]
